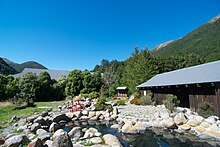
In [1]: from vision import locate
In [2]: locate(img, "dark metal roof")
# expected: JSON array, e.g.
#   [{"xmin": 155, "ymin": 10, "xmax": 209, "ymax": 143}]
[
  {"xmin": 137, "ymin": 60, "xmax": 220, "ymax": 88},
  {"xmin": 13, "ymin": 68, "xmax": 69, "ymax": 80}
]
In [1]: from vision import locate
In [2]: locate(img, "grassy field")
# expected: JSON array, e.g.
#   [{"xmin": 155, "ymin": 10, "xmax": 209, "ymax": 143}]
[{"xmin": 0, "ymin": 101, "xmax": 65, "ymax": 128}]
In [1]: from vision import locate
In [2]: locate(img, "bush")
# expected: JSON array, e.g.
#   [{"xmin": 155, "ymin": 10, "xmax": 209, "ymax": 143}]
[
  {"xmin": 94, "ymin": 97, "xmax": 113, "ymax": 111},
  {"xmin": 116, "ymin": 99, "xmax": 128, "ymax": 106},
  {"xmin": 198, "ymin": 102, "xmax": 215, "ymax": 118},
  {"xmin": 89, "ymin": 92, "xmax": 99, "ymax": 99},
  {"xmin": 140, "ymin": 93, "xmax": 155, "ymax": 106},
  {"xmin": 131, "ymin": 92, "xmax": 140, "ymax": 98},
  {"xmin": 80, "ymin": 93, "xmax": 89, "ymax": 98},
  {"xmin": 130, "ymin": 98, "xmax": 140, "ymax": 105},
  {"xmin": 163, "ymin": 94, "xmax": 180, "ymax": 112}
]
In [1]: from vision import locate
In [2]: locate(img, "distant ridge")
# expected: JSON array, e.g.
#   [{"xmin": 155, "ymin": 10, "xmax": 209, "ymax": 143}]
[
  {"xmin": 3, "ymin": 58, "xmax": 47, "ymax": 73},
  {"xmin": 0, "ymin": 58, "xmax": 16, "ymax": 75},
  {"xmin": 151, "ymin": 14, "xmax": 220, "ymax": 62}
]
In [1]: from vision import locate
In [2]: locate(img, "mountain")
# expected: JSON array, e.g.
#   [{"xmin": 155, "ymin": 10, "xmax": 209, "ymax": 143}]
[
  {"xmin": 0, "ymin": 58, "xmax": 17, "ymax": 75},
  {"xmin": 152, "ymin": 14, "xmax": 220, "ymax": 62},
  {"xmin": 3, "ymin": 58, "xmax": 47, "ymax": 73}
]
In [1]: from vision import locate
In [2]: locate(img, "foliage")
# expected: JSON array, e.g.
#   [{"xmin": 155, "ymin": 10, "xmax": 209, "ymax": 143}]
[
  {"xmin": 130, "ymin": 98, "xmax": 140, "ymax": 105},
  {"xmin": 0, "ymin": 58, "xmax": 16, "ymax": 75},
  {"xmin": 14, "ymin": 61, "xmax": 47, "ymax": 73},
  {"xmin": 116, "ymin": 99, "xmax": 128, "ymax": 106},
  {"xmin": 198, "ymin": 102, "xmax": 215, "ymax": 118},
  {"xmin": 163, "ymin": 94, "xmax": 180, "ymax": 112},
  {"xmin": 140, "ymin": 93, "xmax": 156, "ymax": 106},
  {"xmin": 131, "ymin": 92, "xmax": 141, "ymax": 99},
  {"xmin": 94, "ymin": 87, "xmax": 112, "ymax": 111},
  {"xmin": 89, "ymin": 92, "xmax": 99, "ymax": 99}
]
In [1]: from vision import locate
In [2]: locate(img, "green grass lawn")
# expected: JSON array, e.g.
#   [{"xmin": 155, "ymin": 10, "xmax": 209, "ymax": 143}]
[{"xmin": 0, "ymin": 101, "xmax": 65, "ymax": 128}]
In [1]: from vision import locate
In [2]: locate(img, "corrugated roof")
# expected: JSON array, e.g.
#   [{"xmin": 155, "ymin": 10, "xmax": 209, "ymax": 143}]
[
  {"xmin": 13, "ymin": 68, "xmax": 69, "ymax": 80},
  {"xmin": 116, "ymin": 87, "xmax": 127, "ymax": 90},
  {"xmin": 137, "ymin": 60, "xmax": 220, "ymax": 88}
]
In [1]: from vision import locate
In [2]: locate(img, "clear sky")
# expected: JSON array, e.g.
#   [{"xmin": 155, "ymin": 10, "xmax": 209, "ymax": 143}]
[{"xmin": 0, "ymin": 0, "xmax": 220, "ymax": 70}]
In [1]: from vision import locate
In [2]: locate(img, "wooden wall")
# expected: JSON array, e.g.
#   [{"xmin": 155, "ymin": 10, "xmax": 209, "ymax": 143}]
[{"xmin": 139, "ymin": 82, "xmax": 220, "ymax": 116}]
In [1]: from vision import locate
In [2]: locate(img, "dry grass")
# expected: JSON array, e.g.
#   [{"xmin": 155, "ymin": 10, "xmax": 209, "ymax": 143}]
[{"xmin": 0, "ymin": 101, "xmax": 13, "ymax": 107}]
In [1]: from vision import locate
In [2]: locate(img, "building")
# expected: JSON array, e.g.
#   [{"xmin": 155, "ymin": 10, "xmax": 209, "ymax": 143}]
[
  {"xmin": 137, "ymin": 60, "xmax": 220, "ymax": 116},
  {"xmin": 13, "ymin": 68, "xmax": 69, "ymax": 81},
  {"xmin": 115, "ymin": 87, "xmax": 128, "ymax": 99}
]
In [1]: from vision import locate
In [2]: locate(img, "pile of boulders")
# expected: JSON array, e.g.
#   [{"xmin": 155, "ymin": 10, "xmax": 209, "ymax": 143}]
[
  {"xmin": 116, "ymin": 105, "xmax": 220, "ymax": 141},
  {"xmin": 0, "ymin": 106, "xmax": 120, "ymax": 147}
]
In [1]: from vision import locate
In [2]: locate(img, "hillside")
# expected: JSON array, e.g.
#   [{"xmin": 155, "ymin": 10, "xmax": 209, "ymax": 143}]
[
  {"xmin": 0, "ymin": 58, "xmax": 17, "ymax": 75},
  {"xmin": 3, "ymin": 58, "xmax": 47, "ymax": 73},
  {"xmin": 152, "ymin": 15, "xmax": 220, "ymax": 62}
]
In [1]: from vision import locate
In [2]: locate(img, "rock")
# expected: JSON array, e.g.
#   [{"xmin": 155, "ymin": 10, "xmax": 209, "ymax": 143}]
[
  {"xmin": 28, "ymin": 138, "xmax": 43, "ymax": 147},
  {"xmin": 194, "ymin": 115, "xmax": 204, "ymax": 124},
  {"xmin": 88, "ymin": 111, "xmax": 96, "ymax": 118},
  {"xmin": 79, "ymin": 116, "xmax": 89, "ymax": 121},
  {"xmin": 90, "ymin": 137, "xmax": 103, "ymax": 144},
  {"xmin": 203, "ymin": 130, "xmax": 220, "ymax": 139},
  {"xmin": 162, "ymin": 118, "xmax": 176, "ymax": 129},
  {"xmin": 160, "ymin": 111, "xmax": 170, "ymax": 119},
  {"xmin": 41, "ymin": 111, "xmax": 48, "ymax": 117},
  {"xmin": 49, "ymin": 122, "xmax": 60, "ymax": 133},
  {"xmin": 95, "ymin": 111, "xmax": 102, "ymax": 118},
  {"xmin": 174, "ymin": 112, "xmax": 187, "ymax": 125},
  {"xmin": 36, "ymin": 129, "xmax": 47, "ymax": 136},
  {"xmin": 52, "ymin": 129, "xmax": 73, "ymax": 147},
  {"xmin": 0, "ymin": 137, "xmax": 5, "ymax": 145},
  {"xmin": 59, "ymin": 120, "xmax": 67, "ymax": 126},
  {"xmin": 103, "ymin": 134, "xmax": 122, "ymax": 147},
  {"xmin": 94, "ymin": 132, "xmax": 102, "ymax": 137},
  {"xmin": 82, "ymin": 110, "xmax": 89, "ymax": 116},
  {"xmin": 52, "ymin": 114, "xmax": 70, "ymax": 123},
  {"xmin": 73, "ymin": 111, "xmax": 82, "ymax": 118},
  {"xmin": 30, "ymin": 123, "xmax": 41, "ymax": 133},
  {"xmin": 11, "ymin": 116, "xmax": 19, "ymax": 122},
  {"xmin": 208, "ymin": 123, "xmax": 219, "ymax": 132},
  {"xmin": 187, "ymin": 119, "xmax": 198, "ymax": 127},
  {"xmin": 90, "ymin": 116, "xmax": 99, "ymax": 121},
  {"xmin": 68, "ymin": 127, "xmax": 82, "ymax": 140},
  {"xmin": 26, "ymin": 115, "xmax": 39, "ymax": 123},
  {"xmin": 4, "ymin": 134, "xmax": 30, "ymax": 147},
  {"xmin": 17, "ymin": 125, "xmax": 27, "ymax": 132},
  {"xmin": 66, "ymin": 112, "xmax": 75, "ymax": 119},
  {"xmin": 104, "ymin": 113, "xmax": 110, "ymax": 118},
  {"xmin": 44, "ymin": 140, "xmax": 53, "ymax": 147},
  {"xmin": 133, "ymin": 122, "xmax": 146, "ymax": 132},
  {"xmin": 200, "ymin": 122, "xmax": 211, "ymax": 128},
  {"xmin": 152, "ymin": 120, "xmax": 163, "ymax": 128},
  {"xmin": 121, "ymin": 121, "xmax": 138, "ymax": 134},
  {"xmin": 111, "ymin": 124, "xmax": 119, "ymax": 129},
  {"xmin": 113, "ymin": 107, "xmax": 118, "ymax": 115},
  {"xmin": 179, "ymin": 124, "xmax": 191, "ymax": 131},
  {"xmin": 194, "ymin": 126, "xmax": 206, "ymax": 134},
  {"xmin": 38, "ymin": 134, "xmax": 50, "ymax": 143},
  {"xmin": 205, "ymin": 116, "xmax": 218, "ymax": 124}
]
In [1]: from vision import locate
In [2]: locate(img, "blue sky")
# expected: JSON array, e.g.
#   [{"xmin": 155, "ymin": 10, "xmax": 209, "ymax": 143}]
[{"xmin": 0, "ymin": 0, "xmax": 220, "ymax": 70}]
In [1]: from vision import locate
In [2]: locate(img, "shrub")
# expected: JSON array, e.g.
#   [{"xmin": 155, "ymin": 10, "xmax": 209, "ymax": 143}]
[
  {"xmin": 94, "ymin": 97, "xmax": 113, "ymax": 111},
  {"xmin": 116, "ymin": 99, "xmax": 128, "ymax": 106},
  {"xmin": 89, "ymin": 92, "xmax": 99, "ymax": 99},
  {"xmin": 131, "ymin": 92, "xmax": 140, "ymax": 98},
  {"xmin": 198, "ymin": 102, "xmax": 215, "ymax": 118},
  {"xmin": 80, "ymin": 93, "xmax": 89, "ymax": 98},
  {"xmin": 163, "ymin": 94, "xmax": 180, "ymax": 112},
  {"xmin": 140, "ymin": 93, "xmax": 155, "ymax": 106},
  {"xmin": 130, "ymin": 98, "xmax": 140, "ymax": 105}
]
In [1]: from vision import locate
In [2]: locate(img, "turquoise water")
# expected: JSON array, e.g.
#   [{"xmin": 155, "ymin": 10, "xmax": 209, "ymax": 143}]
[{"xmin": 65, "ymin": 121, "xmax": 219, "ymax": 147}]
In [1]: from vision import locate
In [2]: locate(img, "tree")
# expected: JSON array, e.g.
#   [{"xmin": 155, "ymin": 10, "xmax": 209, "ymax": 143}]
[
  {"xmin": 5, "ymin": 75, "xmax": 19, "ymax": 99},
  {"xmin": 0, "ymin": 74, "xmax": 8, "ymax": 100},
  {"xmin": 65, "ymin": 69, "xmax": 83, "ymax": 97},
  {"xmin": 19, "ymin": 72, "xmax": 39, "ymax": 104}
]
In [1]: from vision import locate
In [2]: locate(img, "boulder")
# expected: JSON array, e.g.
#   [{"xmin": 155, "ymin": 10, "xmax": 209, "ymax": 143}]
[
  {"xmin": 4, "ymin": 134, "xmax": 30, "ymax": 147},
  {"xmin": 52, "ymin": 114, "xmax": 70, "ymax": 123},
  {"xmin": 38, "ymin": 133, "xmax": 50, "ymax": 143},
  {"xmin": 26, "ymin": 115, "xmax": 39, "ymax": 123},
  {"xmin": 113, "ymin": 107, "xmax": 118, "ymax": 115},
  {"xmin": 174, "ymin": 112, "xmax": 187, "ymax": 125},
  {"xmin": 152, "ymin": 120, "xmax": 163, "ymax": 128},
  {"xmin": 82, "ymin": 110, "xmax": 89, "ymax": 116},
  {"xmin": 194, "ymin": 115, "xmax": 204, "ymax": 124},
  {"xmin": 95, "ymin": 111, "xmax": 102, "ymax": 118},
  {"xmin": 30, "ymin": 123, "xmax": 41, "ymax": 133},
  {"xmin": 111, "ymin": 124, "xmax": 119, "ymax": 129},
  {"xmin": 28, "ymin": 138, "xmax": 43, "ymax": 147},
  {"xmin": 121, "ymin": 122, "xmax": 138, "ymax": 134},
  {"xmin": 208, "ymin": 123, "xmax": 219, "ymax": 132},
  {"xmin": 49, "ymin": 122, "xmax": 60, "ymax": 133},
  {"xmin": 90, "ymin": 137, "xmax": 103, "ymax": 144},
  {"xmin": 203, "ymin": 130, "xmax": 220, "ymax": 139},
  {"xmin": 200, "ymin": 122, "xmax": 211, "ymax": 128},
  {"xmin": 103, "ymin": 134, "xmax": 122, "ymax": 147},
  {"xmin": 88, "ymin": 111, "xmax": 96, "ymax": 118},
  {"xmin": 90, "ymin": 116, "xmax": 99, "ymax": 121},
  {"xmin": 44, "ymin": 140, "xmax": 53, "ymax": 147},
  {"xmin": 68, "ymin": 127, "xmax": 82, "ymax": 140},
  {"xmin": 194, "ymin": 126, "xmax": 206, "ymax": 134},
  {"xmin": 41, "ymin": 110, "xmax": 48, "ymax": 117},
  {"xmin": 36, "ymin": 129, "xmax": 47, "ymax": 136},
  {"xmin": 79, "ymin": 116, "xmax": 89, "ymax": 121},
  {"xmin": 187, "ymin": 119, "xmax": 199, "ymax": 127},
  {"xmin": 66, "ymin": 112, "xmax": 75, "ymax": 119},
  {"xmin": 0, "ymin": 136, "xmax": 5, "ymax": 145},
  {"xmin": 52, "ymin": 129, "xmax": 73, "ymax": 147},
  {"xmin": 179, "ymin": 124, "xmax": 191, "ymax": 131},
  {"xmin": 162, "ymin": 118, "xmax": 176, "ymax": 129},
  {"xmin": 133, "ymin": 122, "xmax": 146, "ymax": 132},
  {"xmin": 83, "ymin": 128, "xmax": 99, "ymax": 139},
  {"xmin": 73, "ymin": 111, "xmax": 82, "ymax": 118}
]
